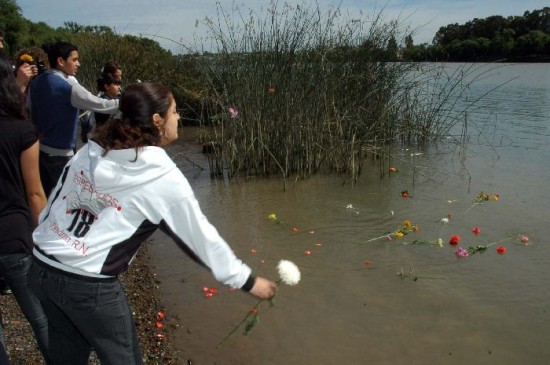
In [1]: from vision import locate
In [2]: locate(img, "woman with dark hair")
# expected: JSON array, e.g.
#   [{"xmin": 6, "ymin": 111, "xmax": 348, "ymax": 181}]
[
  {"xmin": 31, "ymin": 82, "xmax": 277, "ymax": 364},
  {"xmin": 0, "ymin": 54, "xmax": 50, "ymax": 363},
  {"xmin": 93, "ymin": 72, "xmax": 122, "ymax": 126}
]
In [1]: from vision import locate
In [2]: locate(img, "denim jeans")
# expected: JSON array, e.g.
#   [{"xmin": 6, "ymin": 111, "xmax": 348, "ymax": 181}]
[
  {"xmin": 0, "ymin": 254, "xmax": 50, "ymax": 363},
  {"xmin": 30, "ymin": 260, "xmax": 143, "ymax": 365},
  {"xmin": 0, "ymin": 314, "xmax": 8, "ymax": 365},
  {"xmin": 39, "ymin": 152, "xmax": 71, "ymax": 197}
]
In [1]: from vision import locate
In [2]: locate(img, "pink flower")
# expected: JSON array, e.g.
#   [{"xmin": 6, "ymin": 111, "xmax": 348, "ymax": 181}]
[
  {"xmin": 519, "ymin": 236, "xmax": 529, "ymax": 244},
  {"xmin": 455, "ymin": 247, "xmax": 469, "ymax": 257},
  {"xmin": 472, "ymin": 227, "xmax": 481, "ymax": 235},
  {"xmin": 228, "ymin": 107, "xmax": 239, "ymax": 119}
]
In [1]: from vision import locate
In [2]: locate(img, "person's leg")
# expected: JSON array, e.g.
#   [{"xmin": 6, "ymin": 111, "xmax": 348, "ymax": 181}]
[
  {"xmin": 30, "ymin": 262, "xmax": 143, "ymax": 365},
  {"xmin": 0, "ymin": 313, "xmax": 9, "ymax": 365},
  {"xmin": 38, "ymin": 153, "xmax": 70, "ymax": 197},
  {"xmin": 0, "ymin": 254, "xmax": 49, "ymax": 363},
  {"xmin": 30, "ymin": 261, "xmax": 91, "ymax": 365},
  {"xmin": 66, "ymin": 280, "xmax": 143, "ymax": 365}
]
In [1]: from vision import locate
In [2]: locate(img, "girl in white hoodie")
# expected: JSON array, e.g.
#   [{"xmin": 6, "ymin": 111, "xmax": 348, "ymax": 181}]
[{"xmin": 31, "ymin": 82, "xmax": 277, "ymax": 365}]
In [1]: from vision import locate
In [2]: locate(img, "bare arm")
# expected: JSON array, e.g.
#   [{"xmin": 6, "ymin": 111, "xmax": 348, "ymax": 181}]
[{"xmin": 20, "ymin": 141, "xmax": 47, "ymax": 227}]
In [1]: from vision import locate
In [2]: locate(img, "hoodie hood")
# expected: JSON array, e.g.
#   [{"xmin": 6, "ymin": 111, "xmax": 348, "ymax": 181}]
[{"xmin": 84, "ymin": 140, "xmax": 176, "ymax": 193}]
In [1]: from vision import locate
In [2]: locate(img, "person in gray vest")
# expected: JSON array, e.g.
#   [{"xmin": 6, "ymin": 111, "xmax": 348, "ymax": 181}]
[{"xmin": 28, "ymin": 41, "xmax": 119, "ymax": 197}]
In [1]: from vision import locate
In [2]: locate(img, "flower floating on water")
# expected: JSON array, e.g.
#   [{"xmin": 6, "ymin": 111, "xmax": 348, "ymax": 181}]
[
  {"xmin": 267, "ymin": 87, "xmax": 276, "ymax": 94},
  {"xmin": 402, "ymin": 238, "xmax": 444, "ymax": 247},
  {"xmin": 19, "ymin": 54, "xmax": 34, "ymax": 63},
  {"xmin": 449, "ymin": 235, "xmax": 461, "ymax": 245},
  {"xmin": 397, "ymin": 267, "xmax": 446, "ymax": 281},
  {"xmin": 441, "ymin": 218, "xmax": 449, "ymax": 224},
  {"xmin": 466, "ymin": 192, "xmax": 500, "ymax": 212},
  {"xmin": 455, "ymin": 247, "xmax": 469, "ymax": 257},
  {"xmin": 401, "ymin": 190, "xmax": 410, "ymax": 198},
  {"xmin": 472, "ymin": 227, "xmax": 481, "ymax": 235},
  {"xmin": 217, "ymin": 260, "xmax": 300, "ymax": 347},
  {"xmin": 496, "ymin": 246, "xmax": 507, "ymax": 254},
  {"xmin": 268, "ymin": 213, "xmax": 277, "ymax": 221},
  {"xmin": 228, "ymin": 107, "xmax": 239, "ymax": 119},
  {"xmin": 358, "ymin": 220, "xmax": 418, "ymax": 244},
  {"xmin": 346, "ymin": 204, "xmax": 354, "ymax": 209},
  {"xmin": 519, "ymin": 235, "xmax": 530, "ymax": 244},
  {"xmin": 389, "ymin": 167, "xmax": 398, "ymax": 173}
]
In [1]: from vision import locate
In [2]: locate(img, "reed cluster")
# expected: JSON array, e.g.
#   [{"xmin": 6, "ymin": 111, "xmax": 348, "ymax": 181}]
[{"xmin": 191, "ymin": 1, "xmax": 484, "ymax": 185}]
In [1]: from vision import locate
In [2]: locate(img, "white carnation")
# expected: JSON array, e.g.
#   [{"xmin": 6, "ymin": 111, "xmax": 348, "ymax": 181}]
[{"xmin": 277, "ymin": 260, "xmax": 301, "ymax": 286}]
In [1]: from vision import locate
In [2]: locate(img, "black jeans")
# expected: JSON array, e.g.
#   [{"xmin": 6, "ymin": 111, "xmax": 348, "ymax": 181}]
[
  {"xmin": 39, "ymin": 152, "xmax": 71, "ymax": 197},
  {"xmin": 30, "ymin": 260, "xmax": 143, "ymax": 365}
]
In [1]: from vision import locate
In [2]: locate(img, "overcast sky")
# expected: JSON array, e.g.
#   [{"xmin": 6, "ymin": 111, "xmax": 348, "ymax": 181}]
[{"xmin": 16, "ymin": 0, "xmax": 547, "ymax": 53}]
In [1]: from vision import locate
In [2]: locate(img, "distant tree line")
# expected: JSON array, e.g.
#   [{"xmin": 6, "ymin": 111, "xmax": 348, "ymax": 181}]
[{"xmin": 402, "ymin": 7, "xmax": 550, "ymax": 62}]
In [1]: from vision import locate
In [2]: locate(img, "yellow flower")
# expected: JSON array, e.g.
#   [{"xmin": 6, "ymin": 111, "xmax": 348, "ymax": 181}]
[
  {"xmin": 394, "ymin": 232, "xmax": 404, "ymax": 238},
  {"xmin": 268, "ymin": 213, "xmax": 277, "ymax": 221},
  {"xmin": 20, "ymin": 54, "xmax": 34, "ymax": 63},
  {"xmin": 493, "ymin": 194, "xmax": 500, "ymax": 201},
  {"xmin": 412, "ymin": 225, "xmax": 419, "ymax": 232},
  {"xmin": 402, "ymin": 220, "xmax": 412, "ymax": 228}
]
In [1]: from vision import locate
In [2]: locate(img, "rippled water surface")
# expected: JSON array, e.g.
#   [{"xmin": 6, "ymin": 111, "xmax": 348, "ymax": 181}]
[{"xmin": 149, "ymin": 63, "xmax": 550, "ymax": 365}]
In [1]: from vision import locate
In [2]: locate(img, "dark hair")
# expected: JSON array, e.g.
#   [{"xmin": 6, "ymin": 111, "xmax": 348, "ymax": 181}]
[
  {"xmin": 0, "ymin": 53, "xmax": 25, "ymax": 119},
  {"xmin": 41, "ymin": 41, "xmax": 78, "ymax": 70},
  {"xmin": 96, "ymin": 72, "xmax": 122, "ymax": 93},
  {"xmin": 93, "ymin": 82, "xmax": 172, "ymax": 156},
  {"xmin": 15, "ymin": 46, "xmax": 50, "ymax": 73},
  {"xmin": 102, "ymin": 61, "xmax": 122, "ymax": 78}
]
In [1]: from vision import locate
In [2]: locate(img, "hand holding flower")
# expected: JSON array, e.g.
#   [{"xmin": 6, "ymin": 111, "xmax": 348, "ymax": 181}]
[
  {"xmin": 249, "ymin": 276, "xmax": 277, "ymax": 299},
  {"xmin": 217, "ymin": 260, "xmax": 301, "ymax": 348}
]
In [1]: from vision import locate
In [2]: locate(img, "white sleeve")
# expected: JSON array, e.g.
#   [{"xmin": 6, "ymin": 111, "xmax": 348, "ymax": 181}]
[
  {"xmin": 70, "ymin": 83, "xmax": 119, "ymax": 113},
  {"xmin": 157, "ymin": 179, "xmax": 252, "ymax": 289}
]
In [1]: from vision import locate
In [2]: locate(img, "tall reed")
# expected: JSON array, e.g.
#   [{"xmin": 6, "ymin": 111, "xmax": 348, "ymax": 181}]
[{"xmin": 189, "ymin": 1, "xmax": 504, "ymax": 184}]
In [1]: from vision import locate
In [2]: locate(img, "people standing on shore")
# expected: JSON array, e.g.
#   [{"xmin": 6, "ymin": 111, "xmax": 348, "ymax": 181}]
[
  {"xmin": 30, "ymin": 81, "xmax": 277, "ymax": 365},
  {"xmin": 28, "ymin": 41, "xmax": 119, "ymax": 197},
  {"xmin": 0, "ymin": 53, "xmax": 50, "ymax": 364}
]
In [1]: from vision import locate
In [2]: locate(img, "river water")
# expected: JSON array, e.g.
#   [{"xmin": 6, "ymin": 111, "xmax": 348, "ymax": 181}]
[{"xmin": 149, "ymin": 63, "xmax": 550, "ymax": 365}]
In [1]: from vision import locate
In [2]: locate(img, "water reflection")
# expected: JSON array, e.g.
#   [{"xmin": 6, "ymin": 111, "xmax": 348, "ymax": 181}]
[{"xmin": 150, "ymin": 63, "xmax": 550, "ymax": 364}]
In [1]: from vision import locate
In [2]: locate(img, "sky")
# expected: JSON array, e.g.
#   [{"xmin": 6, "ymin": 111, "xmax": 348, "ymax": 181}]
[{"xmin": 15, "ymin": 0, "xmax": 548, "ymax": 53}]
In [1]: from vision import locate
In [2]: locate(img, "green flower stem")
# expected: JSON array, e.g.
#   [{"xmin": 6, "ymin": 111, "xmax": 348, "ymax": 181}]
[{"xmin": 217, "ymin": 298, "xmax": 263, "ymax": 348}]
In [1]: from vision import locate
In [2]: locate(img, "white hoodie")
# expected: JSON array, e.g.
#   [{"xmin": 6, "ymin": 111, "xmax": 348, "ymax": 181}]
[{"xmin": 33, "ymin": 141, "xmax": 252, "ymax": 289}]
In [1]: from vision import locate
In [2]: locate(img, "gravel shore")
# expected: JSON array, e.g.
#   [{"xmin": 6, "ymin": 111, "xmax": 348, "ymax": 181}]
[{"xmin": 1, "ymin": 242, "xmax": 179, "ymax": 364}]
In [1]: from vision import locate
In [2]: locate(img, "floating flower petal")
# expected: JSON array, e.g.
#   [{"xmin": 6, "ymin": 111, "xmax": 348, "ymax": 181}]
[{"xmin": 449, "ymin": 235, "xmax": 461, "ymax": 245}]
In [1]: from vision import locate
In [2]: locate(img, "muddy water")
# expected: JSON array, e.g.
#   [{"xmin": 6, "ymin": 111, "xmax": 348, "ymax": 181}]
[{"xmin": 148, "ymin": 63, "xmax": 550, "ymax": 365}]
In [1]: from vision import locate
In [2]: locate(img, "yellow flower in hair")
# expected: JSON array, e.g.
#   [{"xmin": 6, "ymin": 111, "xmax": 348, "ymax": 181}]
[{"xmin": 20, "ymin": 54, "xmax": 34, "ymax": 63}]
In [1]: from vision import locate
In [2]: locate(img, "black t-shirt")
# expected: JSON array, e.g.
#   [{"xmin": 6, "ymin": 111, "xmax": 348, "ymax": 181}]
[{"xmin": 0, "ymin": 116, "xmax": 38, "ymax": 254}]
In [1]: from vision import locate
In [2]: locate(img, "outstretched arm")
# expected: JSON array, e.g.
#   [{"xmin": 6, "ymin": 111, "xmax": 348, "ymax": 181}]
[{"xmin": 20, "ymin": 141, "xmax": 47, "ymax": 226}]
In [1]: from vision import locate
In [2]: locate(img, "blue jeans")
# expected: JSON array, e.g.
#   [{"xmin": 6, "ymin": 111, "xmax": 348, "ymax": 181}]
[
  {"xmin": 0, "ymin": 254, "xmax": 50, "ymax": 363},
  {"xmin": 30, "ymin": 260, "xmax": 143, "ymax": 365}
]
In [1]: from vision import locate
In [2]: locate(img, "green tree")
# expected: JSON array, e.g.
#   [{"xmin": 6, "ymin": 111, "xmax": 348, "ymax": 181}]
[{"xmin": 0, "ymin": 0, "xmax": 27, "ymax": 54}]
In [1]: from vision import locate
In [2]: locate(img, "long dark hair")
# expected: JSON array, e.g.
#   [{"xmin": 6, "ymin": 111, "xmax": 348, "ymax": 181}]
[
  {"xmin": 0, "ymin": 53, "xmax": 25, "ymax": 119},
  {"xmin": 93, "ymin": 82, "xmax": 172, "ymax": 156}
]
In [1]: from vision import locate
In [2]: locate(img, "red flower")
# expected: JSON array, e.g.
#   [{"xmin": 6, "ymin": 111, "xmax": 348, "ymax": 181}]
[
  {"xmin": 389, "ymin": 167, "xmax": 397, "ymax": 173},
  {"xmin": 449, "ymin": 235, "xmax": 461, "ymax": 245},
  {"xmin": 472, "ymin": 227, "xmax": 481, "ymax": 235},
  {"xmin": 268, "ymin": 87, "xmax": 276, "ymax": 94},
  {"xmin": 496, "ymin": 246, "xmax": 507, "ymax": 254}
]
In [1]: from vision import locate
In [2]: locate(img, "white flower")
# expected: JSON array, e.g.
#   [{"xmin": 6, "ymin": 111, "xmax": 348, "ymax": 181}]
[
  {"xmin": 346, "ymin": 204, "xmax": 354, "ymax": 209},
  {"xmin": 436, "ymin": 238, "xmax": 444, "ymax": 247},
  {"xmin": 277, "ymin": 260, "xmax": 301, "ymax": 286},
  {"xmin": 441, "ymin": 218, "xmax": 449, "ymax": 224}
]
